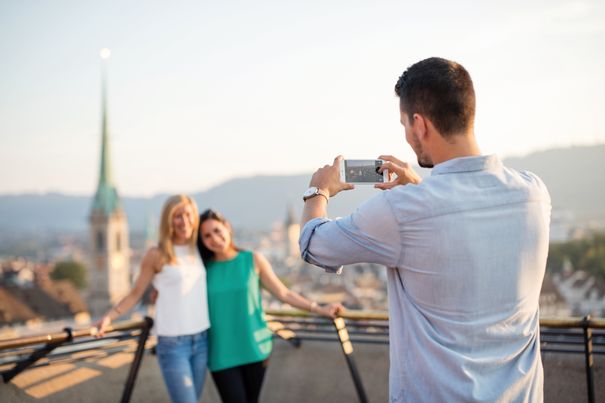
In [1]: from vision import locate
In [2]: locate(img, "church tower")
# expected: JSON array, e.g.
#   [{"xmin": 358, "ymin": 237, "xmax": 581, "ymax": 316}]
[{"xmin": 88, "ymin": 48, "xmax": 130, "ymax": 318}]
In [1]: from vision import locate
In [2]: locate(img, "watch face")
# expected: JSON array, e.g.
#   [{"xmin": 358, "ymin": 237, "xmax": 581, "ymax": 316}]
[{"xmin": 303, "ymin": 187, "xmax": 318, "ymax": 198}]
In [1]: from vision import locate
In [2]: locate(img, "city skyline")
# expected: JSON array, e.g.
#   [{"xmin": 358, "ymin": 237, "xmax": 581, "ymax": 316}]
[{"xmin": 1, "ymin": 0, "xmax": 604, "ymax": 197}]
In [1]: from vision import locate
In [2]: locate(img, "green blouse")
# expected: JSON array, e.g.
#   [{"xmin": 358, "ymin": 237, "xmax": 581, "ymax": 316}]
[{"xmin": 206, "ymin": 250, "xmax": 273, "ymax": 372}]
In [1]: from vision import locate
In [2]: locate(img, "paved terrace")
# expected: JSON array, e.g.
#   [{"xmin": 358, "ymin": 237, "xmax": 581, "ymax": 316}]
[{"xmin": 1, "ymin": 313, "xmax": 604, "ymax": 403}]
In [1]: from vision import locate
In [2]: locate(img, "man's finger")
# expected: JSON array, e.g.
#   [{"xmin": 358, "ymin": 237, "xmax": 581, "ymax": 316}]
[
  {"xmin": 374, "ymin": 181, "xmax": 397, "ymax": 191},
  {"xmin": 378, "ymin": 154, "xmax": 394, "ymax": 162},
  {"xmin": 333, "ymin": 155, "xmax": 344, "ymax": 167},
  {"xmin": 380, "ymin": 161, "xmax": 404, "ymax": 178},
  {"xmin": 379, "ymin": 161, "xmax": 397, "ymax": 173},
  {"xmin": 379, "ymin": 155, "xmax": 406, "ymax": 166}
]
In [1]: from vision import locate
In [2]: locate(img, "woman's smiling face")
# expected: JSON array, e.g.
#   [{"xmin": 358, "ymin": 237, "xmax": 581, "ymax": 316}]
[
  {"xmin": 171, "ymin": 202, "xmax": 195, "ymax": 243},
  {"xmin": 199, "ymin": 218, "xmax": 232, "ymax": 255}
]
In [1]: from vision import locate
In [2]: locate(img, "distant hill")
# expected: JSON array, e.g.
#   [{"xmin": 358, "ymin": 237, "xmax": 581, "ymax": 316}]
[
  {"xmin": 0, "ymin": 144, "xmax": 603, "ymax": 233},
  {"xmin": 504, "ymin": 145, "xmax": 604, "ymax": 220}
]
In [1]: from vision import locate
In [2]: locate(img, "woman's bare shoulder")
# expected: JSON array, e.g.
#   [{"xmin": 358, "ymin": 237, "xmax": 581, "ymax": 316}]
[{"xmin": 142, "ymin": 247, "xmax": 163, "ymax": 272}]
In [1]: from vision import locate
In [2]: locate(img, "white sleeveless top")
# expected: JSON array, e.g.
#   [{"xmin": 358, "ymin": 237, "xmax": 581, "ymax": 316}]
[{"xmin": 152, "ymin": 244, "xmax": 210, "ymax": 336}]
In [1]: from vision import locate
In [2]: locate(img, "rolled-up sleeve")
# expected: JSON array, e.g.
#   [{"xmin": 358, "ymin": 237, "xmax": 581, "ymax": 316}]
[{"xmin": 299, "ymin": 192, "xmax": 401, "ymax": 273}]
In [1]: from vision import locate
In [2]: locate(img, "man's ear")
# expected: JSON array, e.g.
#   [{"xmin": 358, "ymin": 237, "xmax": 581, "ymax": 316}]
[{"xmin": 413, "ymin": 113, "xmax": 429, "ymax": 141}]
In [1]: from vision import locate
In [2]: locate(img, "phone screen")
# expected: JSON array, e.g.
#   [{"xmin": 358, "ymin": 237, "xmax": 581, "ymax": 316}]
[{"xmin": 344, "ymin": 159, "xmax": 384, "ymax": 183}]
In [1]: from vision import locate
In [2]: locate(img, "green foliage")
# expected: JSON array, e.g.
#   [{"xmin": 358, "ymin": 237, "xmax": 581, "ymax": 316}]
[
  {"xmin": 51, "ymin": 260, "xmax": 88, "ymax": 290},
  {"xmin": 547, "ymin": 232, "xmax": 605, "ymax": 280}
]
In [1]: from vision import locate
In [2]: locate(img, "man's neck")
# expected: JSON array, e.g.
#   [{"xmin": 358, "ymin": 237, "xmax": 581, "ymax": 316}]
[{"xmin": 430, "ymin": 132, "xmax": 481, "ymax": 165}]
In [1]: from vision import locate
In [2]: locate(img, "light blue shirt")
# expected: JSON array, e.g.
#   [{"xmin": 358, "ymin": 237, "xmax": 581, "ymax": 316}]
[{"xmin": 300, "ymin": 155, "xmax": 551, "ymax": 403}]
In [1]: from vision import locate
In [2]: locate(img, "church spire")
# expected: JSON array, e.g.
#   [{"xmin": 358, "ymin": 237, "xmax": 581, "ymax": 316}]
[
  {"xmin": 88, "ymin": 48, "xmax": 131, "ymax": 317},
  {"xmin": 98, "ymin": 48, "xmax": 112, "ymax": 187},
  {"xmin": 91, "ymin": 48, "xmax": 121, "ymax": 216}
]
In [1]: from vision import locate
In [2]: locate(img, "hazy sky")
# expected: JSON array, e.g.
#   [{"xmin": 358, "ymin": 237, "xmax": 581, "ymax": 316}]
[{"xmin": 1, "ymin": 0, "xmax": 604, "ymax": 196}]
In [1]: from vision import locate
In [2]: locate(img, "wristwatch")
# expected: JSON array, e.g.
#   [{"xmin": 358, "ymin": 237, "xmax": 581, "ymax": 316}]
[{"xmin": 302, "ymin": 187, "xmax": 329, "ymax": 203}]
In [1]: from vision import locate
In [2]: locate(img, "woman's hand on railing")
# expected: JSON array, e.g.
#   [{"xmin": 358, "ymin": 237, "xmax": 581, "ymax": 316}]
[
  {"xmin": 149, "ymin": 287, "xmax": 158, "ymax": 304},
  {"xmin": 91, "ymin": 315, "xmax": 112, "ymax": 338},
  {"xmin": 316, "ymin": 303, "xmax": 344, "ymax": 319}
]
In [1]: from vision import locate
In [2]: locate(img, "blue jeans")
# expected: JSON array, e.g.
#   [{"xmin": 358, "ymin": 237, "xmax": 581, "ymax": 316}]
[{"xmin": 156, "ymin": 330, "xmax": 208, "ymax": 403}]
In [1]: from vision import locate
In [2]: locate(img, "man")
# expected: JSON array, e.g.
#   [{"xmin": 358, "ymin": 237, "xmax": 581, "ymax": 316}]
[{"xmin": 299, "ymin": 57, "xmax": 551, "ymax": 402}]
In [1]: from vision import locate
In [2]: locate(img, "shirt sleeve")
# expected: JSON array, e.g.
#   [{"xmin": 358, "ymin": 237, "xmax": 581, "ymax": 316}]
[{"xmin": 299, "ymin": 192, "xmax": 401, "ymax": 273}]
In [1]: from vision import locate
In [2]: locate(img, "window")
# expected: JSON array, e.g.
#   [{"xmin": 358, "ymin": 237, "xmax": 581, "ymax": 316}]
[{"xmin": 96, "ymin": 231, "xmax": 104, "ymax": 251}]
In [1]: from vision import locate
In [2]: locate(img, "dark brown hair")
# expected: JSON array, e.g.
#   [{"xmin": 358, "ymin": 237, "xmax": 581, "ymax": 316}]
[{"xmin": 394, "ymin": 57, "xmax": 475, "ymax": 137}]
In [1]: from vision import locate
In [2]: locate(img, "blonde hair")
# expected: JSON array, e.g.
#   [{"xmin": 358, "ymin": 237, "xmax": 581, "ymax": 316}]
[{"xmin": 158, "ymin": 194, "xmax": 199, "ymax": 265}]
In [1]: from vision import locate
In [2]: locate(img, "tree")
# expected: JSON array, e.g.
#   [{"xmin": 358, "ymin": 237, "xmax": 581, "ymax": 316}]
[
  {"xmin": 547, "ymin": 232, "xmax": 605, "ymax": 280},
  {"xmin": 51, "ymin": 260, "xmax": 88, "ymax": 290}
]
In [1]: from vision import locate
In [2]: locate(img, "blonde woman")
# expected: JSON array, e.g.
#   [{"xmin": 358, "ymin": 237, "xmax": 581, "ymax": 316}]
[{"xmin": 94, "ymin": 195, "xmax": 210, "ymax": 403}]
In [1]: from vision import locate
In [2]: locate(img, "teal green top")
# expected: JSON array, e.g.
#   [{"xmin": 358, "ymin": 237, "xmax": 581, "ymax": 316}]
[{"xmin": 206, "ymin": 250, "xmax": 273, "ymax": 372}]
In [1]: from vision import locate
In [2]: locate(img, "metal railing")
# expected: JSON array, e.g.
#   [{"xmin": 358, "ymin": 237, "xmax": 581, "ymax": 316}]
[
  {"xmin": 0, "ymin": 317, "xmax": 153, "ymax": 403},
  {"xmin": 266, "ymin": 310, "xmax": 605, "ymax": 403},
  {"xmin": 1, "ymin": 312, "xmax": 604, "ymax": 403}
]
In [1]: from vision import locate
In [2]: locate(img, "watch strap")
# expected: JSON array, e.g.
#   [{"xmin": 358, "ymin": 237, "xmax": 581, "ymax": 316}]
[{"xmin": 303, "ymin": 188, "xmax": 329, "ymax": 203}]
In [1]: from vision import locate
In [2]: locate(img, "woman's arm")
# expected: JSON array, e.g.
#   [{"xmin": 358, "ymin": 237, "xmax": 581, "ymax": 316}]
[
  {"xmin": 92, "ymin": 248, "xmax": 160, "ymax": 336},
  {"xmin": 255, "ymin": 252, "xmax": 343, "ymax": 318}
]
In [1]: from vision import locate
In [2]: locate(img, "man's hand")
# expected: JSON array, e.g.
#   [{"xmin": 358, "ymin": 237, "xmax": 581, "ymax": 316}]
[
  {"xmin": 310, "ymin": 155, "xmax": 355, "ymax": 198},
  {"xmin": 375, "ymin": 155, "xmax": 422, "ymax": 190},
  {"xmin": 301, "ymin": 156, "xmax": 354, "ymax": 228}
]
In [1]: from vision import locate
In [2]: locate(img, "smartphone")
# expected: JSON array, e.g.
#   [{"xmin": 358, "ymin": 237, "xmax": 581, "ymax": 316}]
[{"xmin": 340, "ymin": 159, "xmax": 388, "ymax": 184}]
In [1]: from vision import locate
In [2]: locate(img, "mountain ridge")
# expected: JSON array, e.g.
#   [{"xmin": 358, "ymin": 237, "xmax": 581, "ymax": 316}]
[{"xmin": 1, "ymin": 145, "xmax": 603, "ymax": 233}]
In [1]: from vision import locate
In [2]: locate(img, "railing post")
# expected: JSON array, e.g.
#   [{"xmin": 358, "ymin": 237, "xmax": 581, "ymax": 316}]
[
  {"xmin": 267, "ymin": 320, "xmax": 302, "ymax": 348},
  {"xmin": 582, "ymin": 315, "xmax": 595, "ymax": 403},
  {"xmin": 120, "ymin": 316, "xmax": 154, "ymax": 403},
  {"xmin": 2, "ymin": 327, "xmax": 73, "ymax": 383},
  {"xmin": 333, "ymin": 317, "xmax": 369, "ymax": 403}
]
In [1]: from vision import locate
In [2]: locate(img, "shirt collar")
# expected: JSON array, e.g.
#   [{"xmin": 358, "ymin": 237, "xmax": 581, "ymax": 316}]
[{"xmin": 431, "ymin": 155, "xmax": 501, "ymax": 176}]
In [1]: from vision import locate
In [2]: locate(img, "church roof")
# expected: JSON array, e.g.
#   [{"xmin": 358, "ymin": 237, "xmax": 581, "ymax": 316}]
[
  {"xmin": 0, "ymin": 287, "xmax": 38, "ymax": 325},
  {"xmin": 92, "ymin": 183, "xmax": 122, "ymax": 216}
]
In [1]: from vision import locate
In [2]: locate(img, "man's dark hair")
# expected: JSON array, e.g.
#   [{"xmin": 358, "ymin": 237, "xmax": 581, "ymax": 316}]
[{"xmin": 394, "ymin": 57, "xmax": 475, "ymax": 137}]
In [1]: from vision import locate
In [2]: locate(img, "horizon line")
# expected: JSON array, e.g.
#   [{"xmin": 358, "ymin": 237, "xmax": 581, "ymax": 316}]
[{"xmin": 1, "ymin": 142, "xmax": 603, "ymax": 199}]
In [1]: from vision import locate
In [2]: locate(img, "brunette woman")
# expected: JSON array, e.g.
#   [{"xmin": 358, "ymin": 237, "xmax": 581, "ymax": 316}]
[{"xmin": 198, "ymin": 209, "xmax": 342, "ymax": 403}]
